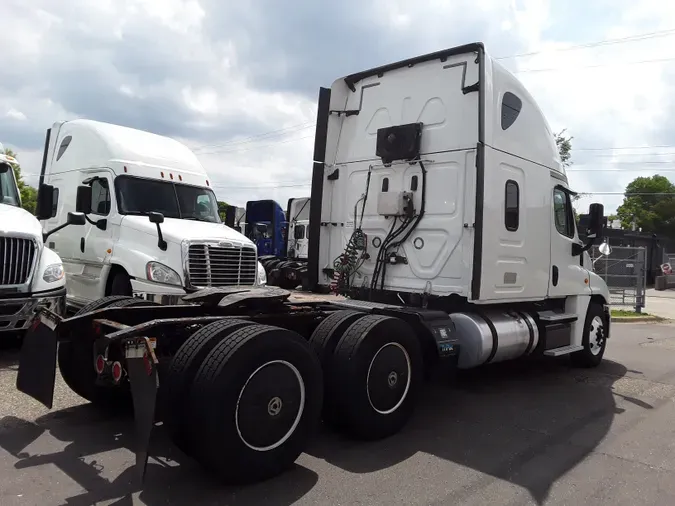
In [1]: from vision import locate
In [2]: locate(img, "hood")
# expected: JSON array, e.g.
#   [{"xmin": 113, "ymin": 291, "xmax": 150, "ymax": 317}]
[
  {"xmin": 0, "ymin": 203, "xmax": 43, "ymax": 241},
  {"xmin": 122, "ymin": 215, "xmax": 255, "ymax": 247}
]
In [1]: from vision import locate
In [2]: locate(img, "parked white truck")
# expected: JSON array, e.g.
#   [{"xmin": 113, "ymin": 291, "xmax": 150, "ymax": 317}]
[
  {"xmin": 286, "ymin": 197, "xmax": 310, "ymax": 260},
  {"xmin": 37, "ymin": 119, "xmax": 266, "ymax": 310},
  {"xmin": 17, "ymin": 43, "xmax": 611, "ymax": 487},
  {"xmin": 0, "ymin": 147, "xmax": 85, "ymax": 334}
]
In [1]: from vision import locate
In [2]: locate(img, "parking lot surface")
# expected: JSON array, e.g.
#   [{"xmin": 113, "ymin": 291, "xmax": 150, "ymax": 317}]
[{"xmin": 3, "ymin": 321, "xmax": 675, "ymax": 505}]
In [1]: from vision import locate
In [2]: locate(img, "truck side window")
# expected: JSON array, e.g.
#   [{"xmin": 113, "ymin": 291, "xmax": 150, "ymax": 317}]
[
  {"xmin": 91, "ymin": 178, "xmax": 111, "ymax": 216},
  {"xmin": 504, "ymin": 180, "xmax": 519, "ymax": 231},
  {"xmin": 553, "ymin": 188, "xmax": 574, "ymax": 238}
]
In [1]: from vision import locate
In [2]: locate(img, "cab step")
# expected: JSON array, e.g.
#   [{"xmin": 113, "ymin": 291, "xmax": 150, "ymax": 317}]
[
  {"xmin": 537, "ymin": 311, "xmax": 578, "ymax": 324},
  {"xmin": 543, "ymin": 344, "xmax": 583, "ymax": 357}
]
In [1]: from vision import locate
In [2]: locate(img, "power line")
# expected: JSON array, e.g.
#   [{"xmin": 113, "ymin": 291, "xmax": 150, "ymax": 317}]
[
  {"xmin": 195, "ymin": 134, "xmax": 315, "ymax": 156},
  {"xmin": 514, "ymin": 55, "xmax": 675, "ymax": 74},
  {"xmin": 191, "ymin": 122, "xmax": 316, "ymax": 153},
  {"xmin": 496, "ymin": 28, "xmax": 675, "ymax": 60}
]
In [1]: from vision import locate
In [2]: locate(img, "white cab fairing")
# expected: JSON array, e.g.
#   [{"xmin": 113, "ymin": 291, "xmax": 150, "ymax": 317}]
[
  {"xmin": 317, "ymin": 50, "xmax": 479, "ymax": 296},
  {"xmin": 313, "ymin": 43, "xmax": 602, "ymax": 307}
]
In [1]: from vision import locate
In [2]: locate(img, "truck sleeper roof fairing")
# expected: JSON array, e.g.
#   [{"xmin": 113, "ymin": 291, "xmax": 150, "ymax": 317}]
[
  {"xmin": 42, "ymin": 119, "xmax": 211, "ymax": 188},
  {"xmin": 308, "ymin": 42, "xmax": 563, "ymax": 300}
]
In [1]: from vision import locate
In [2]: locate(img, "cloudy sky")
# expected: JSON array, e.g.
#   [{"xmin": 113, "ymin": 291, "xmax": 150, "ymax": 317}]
[{"xmin": 2, "ymin": 0, "xmax": 675, "ymax": 214}]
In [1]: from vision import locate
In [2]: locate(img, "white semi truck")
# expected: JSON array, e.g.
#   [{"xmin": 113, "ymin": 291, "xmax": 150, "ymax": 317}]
[
  {"xmin": 0, "ymin": 147, "xmax": 86, "ymax": 335},
  {"xmin": 36, "ymin": 119, "xmax": 267, "ymax": 311},
  {"xmin": 16, "ymin": 43, "xmax": 611, "ymax": 487}
]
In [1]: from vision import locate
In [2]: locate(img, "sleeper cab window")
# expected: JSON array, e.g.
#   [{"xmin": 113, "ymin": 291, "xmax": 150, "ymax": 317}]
[
  {"xmin": 501, "ymin": 92, "xmax": 522, "ymax": 130},
  {"xmin": 504, "ymin": 180, "xmax": 519, "ymax": 231},
  {"xmin": 91, "ymin": 178, "xmax": 111, "ymax": 216},
  {"xmin": 553, "ymin": 188, "xmax": 574, "ymax": 238}
]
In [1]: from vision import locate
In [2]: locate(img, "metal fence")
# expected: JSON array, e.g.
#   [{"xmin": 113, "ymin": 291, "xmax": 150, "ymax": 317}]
[{"xmin": 590, "ymin": 245, "xmax": 646, "ymax": 312}]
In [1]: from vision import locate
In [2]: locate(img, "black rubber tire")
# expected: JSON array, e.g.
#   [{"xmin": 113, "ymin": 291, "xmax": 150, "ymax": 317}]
[
  {"xmin": 329, "ymin": 314, "xmax": 424, "ymax": 441},
  {"xmin": 110, "ymin": 271, "xmax": 133, "ymax": 296},
  {"xmin": 57, "ymin": 296, "xmax": 158, "ymax": 405},
  {"xmin": 309, "ymin": 310, "xmax": 367, "ymax": 369},
  {"xmin": 162, "ymin": 318, "xmax": 255, "ymax": 454},
  {"xmin": 309, "ymin": 310, "xmax": 367, "ymax": 426},
  {"xmin": 187, "ymin": 324, "xmax": 323, "ymax": 485},
  {"xmin": 571, "ymin": 303, "xmax": 607, "ymax": 368}
]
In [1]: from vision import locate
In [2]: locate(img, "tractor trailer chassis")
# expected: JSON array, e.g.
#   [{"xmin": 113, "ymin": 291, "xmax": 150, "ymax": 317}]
[
  {"xmin": 16, "ymin": 286, "xmax": 462, "ymax": 484},
  {"xmin": 15, "ymin": 285, "xmax": 609, "ymax": 486}
]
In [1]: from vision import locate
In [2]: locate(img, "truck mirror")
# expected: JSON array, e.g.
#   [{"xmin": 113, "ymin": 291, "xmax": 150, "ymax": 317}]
[
  {"xmin": 75, "ymin": 185, "xmax": 92, "ymax": 214},
  {"xmin": 67, "ymin": 211, "xmax": 86, "ymax": 226},
  {"xmin": 598, "ymin": 241, "xmax": 611, "ymax": 256},
  {"xmin": 587, "ymin": 203, "xmax": 605, "ymax": 239},
  {"xmin": 36, "ymin": 184, "xmax": 55, "ymax": 220},
  {"xmin": 224, "ymin": 206, "xmax": 236, "ymax": 227},
  {"xmin": 148, "ymin": 211, "xmax": 164, "ymax": 224}
]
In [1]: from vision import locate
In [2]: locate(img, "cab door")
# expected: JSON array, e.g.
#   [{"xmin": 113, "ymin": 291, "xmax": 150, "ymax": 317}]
[
  {"xmin": 548, "ymin": 184, "xmax": 591, "ymax": 298},
  {"xmin": 70, "ymin": 170, "xmax": 116, "ymax": 302}
]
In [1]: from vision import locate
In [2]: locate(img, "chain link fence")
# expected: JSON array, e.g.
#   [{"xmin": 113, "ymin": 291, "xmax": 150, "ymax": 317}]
[{"xmin": 590, "ymin": 245, "xmax": 646, "ymax": 312}]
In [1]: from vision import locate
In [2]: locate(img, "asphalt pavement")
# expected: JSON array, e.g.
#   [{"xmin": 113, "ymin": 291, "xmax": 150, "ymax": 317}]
[{"xmin": 3, "ymin": 322, "xmax": 675, "ymax": 505}]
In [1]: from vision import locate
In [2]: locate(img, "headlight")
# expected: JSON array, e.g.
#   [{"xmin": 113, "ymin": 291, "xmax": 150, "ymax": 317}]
[
  {"xmin": 146, "ymin": 261, "xmax": 182, "ymax": 286},
  {"xmin": 257, "ymin": 261, "xmax": 267, "ymax": 286},
  {"xmin": 43, "ymin": 263, "xmax": 65, "ymax": 283}
]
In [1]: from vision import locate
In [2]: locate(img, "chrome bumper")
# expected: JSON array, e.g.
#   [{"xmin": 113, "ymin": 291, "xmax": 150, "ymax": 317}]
[{"xmin": 0, "ymin": 289, "xmax": 66, "ymax": 333}]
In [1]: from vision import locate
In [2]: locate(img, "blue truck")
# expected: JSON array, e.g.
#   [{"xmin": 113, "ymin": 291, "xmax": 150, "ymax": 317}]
[{"xmin": 226, "ymin": 198, "xmax": 310, "ymax": 289}]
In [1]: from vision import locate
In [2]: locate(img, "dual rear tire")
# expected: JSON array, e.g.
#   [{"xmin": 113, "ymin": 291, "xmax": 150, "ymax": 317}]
[
  {"xmin": 165, "ymin": 320, "xmax": 323, "ymax": 484},
  {"xmin": 309, "ymin": 311, "xmax": 425, "ymax": 441}
]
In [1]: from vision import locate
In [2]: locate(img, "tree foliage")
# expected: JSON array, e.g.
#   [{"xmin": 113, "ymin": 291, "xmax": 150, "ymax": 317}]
[
  {"xmin": 615, "ymin": 175, "xmax": 675, "ymax": 236},
  {"xmin": 2, "ymin": 147, "xmax": 38, "ymax": 214},
  {"xmin": 554, "ymin": 129, "xmax": 579, "ymax": 221},
  {"xmin": 217, "ymin": 200, "xmax": 229, "ymax": 221}
]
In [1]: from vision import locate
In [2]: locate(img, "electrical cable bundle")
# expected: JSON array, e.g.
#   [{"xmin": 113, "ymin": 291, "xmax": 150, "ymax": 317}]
[{"xmin": 331, "ymin": 171, "xmax": 372, "ymax": 294}]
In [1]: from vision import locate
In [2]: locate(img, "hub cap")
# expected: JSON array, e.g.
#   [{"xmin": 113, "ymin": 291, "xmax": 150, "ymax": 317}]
[
  {"xmin": 589, "ymin": 316, "xmax": 605, "ymax": 356},
  {"xmin": 367, "ymin": 342, "xmax": 412, "ymax": 415},
  {"xmin": 235, "ymin": 360, "xmax": 305, "ymax": 452}
]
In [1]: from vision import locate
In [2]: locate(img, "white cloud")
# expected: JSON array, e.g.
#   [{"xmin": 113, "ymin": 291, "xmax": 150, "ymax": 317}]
[{"xmin": 2, "ymin": 0, "xmax": 675, "ymax": 215}]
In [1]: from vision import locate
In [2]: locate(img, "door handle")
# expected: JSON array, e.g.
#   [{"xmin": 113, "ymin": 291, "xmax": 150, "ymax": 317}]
[
  {"xmin": 552, "ymin": 265, "xmax": 559, "ymax": 286},
  {"xmin": 80, "ymin": 238, "xmax": 85, "ymax": 253}
]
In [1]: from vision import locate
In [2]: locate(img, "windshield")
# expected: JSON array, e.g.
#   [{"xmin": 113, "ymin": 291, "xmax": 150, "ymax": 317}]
[
  {"xmin": 0, "ymin": 164, "xmax": 20, "ymax": 207},
  {"xmin": 115, "ymin": 176, "xmax": 221, "ymax": 223}
]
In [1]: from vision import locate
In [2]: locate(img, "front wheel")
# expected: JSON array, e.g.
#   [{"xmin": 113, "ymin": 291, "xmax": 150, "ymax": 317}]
[{"xmin": 571, "ymin": 302, "xmax": 607, "ymax": 368}]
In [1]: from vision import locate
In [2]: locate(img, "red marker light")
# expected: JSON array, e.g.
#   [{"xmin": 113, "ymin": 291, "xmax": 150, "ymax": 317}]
[
  {"xmin": 95, "ymin": 355, "xmax": 105, "ymax": 375},
  {"xmin": 124, "ymin": 166, "xmax": 128, "ymax": 173},
  {"xmin": 178, "ymin": 174, "xmax": 182, "ymax": 181},
  {"xmin": 206, "ymin": 179, "xmax": 210, "ymax": 186},
  {"xmin": 161, "ymin": 172, "xmax": 165, "ymax": 178},
  {"xmin": 111, "ymin": 361, "xmax": 123, "ymax": 383},
  {"xmin": 170, "ymin": 173, "xmax": 174, "ymax": 180}
]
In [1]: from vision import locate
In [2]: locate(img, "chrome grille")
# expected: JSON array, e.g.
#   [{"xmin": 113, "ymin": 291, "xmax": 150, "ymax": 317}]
[
  {"xmin": 187, "ymin": 243, "xmax": 257, "ymax": 288},
  {"xmin": 0, "ymin": 237, "xmax": 36, "ymax": 286}
]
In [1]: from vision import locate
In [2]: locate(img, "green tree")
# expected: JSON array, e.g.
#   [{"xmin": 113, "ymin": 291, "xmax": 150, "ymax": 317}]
[
  {"xmin": 217, "ymin": 200, "xmax": 229, "ymax": 221},
  {"xmin": 615, "ymin": 175, "xmax": 675, "ymax": 236},
  {"xmin": 2, "ymin": 147, "xmax": 38, "ymax": 214},
  {"xmin": 555, "ymin": 129, "xmax": 573, "ymax": 168},
  {"xmin": 555, "ymin": 129, "xmax": 580, "ymax": 221}
]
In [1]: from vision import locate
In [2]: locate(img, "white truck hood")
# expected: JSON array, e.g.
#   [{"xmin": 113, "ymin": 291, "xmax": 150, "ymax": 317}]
[
  {"xmin": 0, "ymin": 203, "xmax": 43, "ymax": 241},
  {"xmin": 122, "ymin": 215, "xmax": 254, "ymax": 247}
]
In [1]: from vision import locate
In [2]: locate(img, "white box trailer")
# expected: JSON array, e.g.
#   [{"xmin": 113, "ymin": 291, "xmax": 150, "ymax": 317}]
[{"xmin": 16, "ymin": 43, "xmax": 611, "ymax": 487}]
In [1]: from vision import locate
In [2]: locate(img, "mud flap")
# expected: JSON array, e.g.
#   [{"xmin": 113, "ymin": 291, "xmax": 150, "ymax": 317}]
[
  {"xmin": 16, "ymin": 318, "xmax": 59, "ymax": 409},
  {"xmin": 126, "ymin": 338, "xmax": 159, "ymax": 482}
]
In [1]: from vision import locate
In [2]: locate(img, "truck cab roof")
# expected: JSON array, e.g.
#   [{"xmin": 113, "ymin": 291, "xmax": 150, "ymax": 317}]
[{"xmin": 45, "ymin": 119, "xmax": 211, "ymax": 187}]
